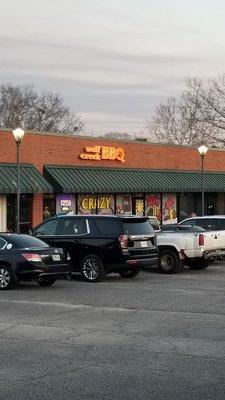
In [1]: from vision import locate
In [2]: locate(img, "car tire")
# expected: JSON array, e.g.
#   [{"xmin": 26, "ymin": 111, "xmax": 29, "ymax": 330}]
[
  {"xmin": 0, "ymin": 265, "xmax": 13, "ymax": 290},
  {"xmin": 188, "ymin": 259, "xmax": 210, "ymax": 270},
  {"xmin": 119, "ymin": 268, "xmax": 140, "ymax": 278},
  {"xmin": 37, "ymin": 279, "xmax": 56, "ymax": 287},
  {"xmin": 79, "ymin": 254, "xmax": 106, "ymax": 282},
  {"xmin": 158, "ymin": 249, "xmax": 183, "ymax": 274}
]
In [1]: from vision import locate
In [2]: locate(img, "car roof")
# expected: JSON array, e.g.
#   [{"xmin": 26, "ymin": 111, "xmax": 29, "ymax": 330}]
[{"xmin": 54, "ymin": 214, "xmax": 148, "ymax": 220}]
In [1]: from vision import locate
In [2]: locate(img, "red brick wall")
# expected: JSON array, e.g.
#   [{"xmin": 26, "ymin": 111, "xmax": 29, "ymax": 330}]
[
  {"xmin": 1, "ymin": 128, "xmax": 225, "ymax": 172},
  {"xmin": 32, "ymin": 194, "xmax": 43, "ymax": 227}
]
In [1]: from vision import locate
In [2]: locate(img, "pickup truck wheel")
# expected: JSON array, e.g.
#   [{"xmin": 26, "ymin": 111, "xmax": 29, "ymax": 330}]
[
  {"xmin": 188, "ymin": 259, "xmax": 210, "ymax": 270},
  {"xmin": 158, "ymin": 250, "xmax": 183, "ymax": 274},
  {"xmin": 119, "ymin": 268, "xmax": 140, "ymax": 278},
  {"xmin": 80, "ymin": 254, "xmax": 106, "ymax": 282}
]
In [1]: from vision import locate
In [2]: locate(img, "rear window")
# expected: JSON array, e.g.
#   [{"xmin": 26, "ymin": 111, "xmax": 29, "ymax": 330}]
[
  {"xmin": 196, "ymin": 219, "xmax": 221, "ymax": 231},
  {"xmin": 7, "ymin": 235, "xmax": 49, "ymax": 249},
  {"xmin": 94, "ymin": 219, "xmax": 121, "ymax": 235},
  {"xmin": 122, "ymin": 219, "xmax": 154, "ymax": 235}
]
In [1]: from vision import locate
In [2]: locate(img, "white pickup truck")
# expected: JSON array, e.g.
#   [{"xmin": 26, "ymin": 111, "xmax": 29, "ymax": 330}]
[{"xmin": 148, "ymin": 217, "xmax": 225, "ymax": 273}]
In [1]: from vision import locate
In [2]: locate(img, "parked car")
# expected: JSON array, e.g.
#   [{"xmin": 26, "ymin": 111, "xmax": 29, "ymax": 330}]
[
  {"xmin": 178, "ymin": 216, "xmax": 225, "ymax": 231},
  {"xmin": 0, "ymin": 234, "xmax": 69, "ymax": 290},
  {"xmin": 31, "ymin": 215, "xmax": 159, "ymax": 282}
]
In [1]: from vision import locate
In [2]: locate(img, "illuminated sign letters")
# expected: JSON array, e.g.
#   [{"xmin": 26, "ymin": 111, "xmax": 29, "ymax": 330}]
[{"xmin": 79, "ymin": 145, "xmax": 125, "ymax": 163}]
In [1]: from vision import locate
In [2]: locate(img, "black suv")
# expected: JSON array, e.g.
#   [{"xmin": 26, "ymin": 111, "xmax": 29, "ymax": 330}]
[{"xmin": 32, "ymin": 215, "xmax": 158, "ymax": 282}]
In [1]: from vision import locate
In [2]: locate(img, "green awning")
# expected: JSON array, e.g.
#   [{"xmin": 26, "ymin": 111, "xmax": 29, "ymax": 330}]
[
  {"xmin": 0, "ymin": 164, "xmax": 53, "ymax": 194},
  {"xmin": 44, "ymin": 165, "xmax": 225, "ymax": 193}
]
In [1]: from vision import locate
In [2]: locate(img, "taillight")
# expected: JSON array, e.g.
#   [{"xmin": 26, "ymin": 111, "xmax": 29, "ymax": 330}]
[
  {"xmin": 199, "ymin": 234, "xmax": 204, "ymax": 246},
  {"xmin": 22, "ymin": 253, "xmax": 42, "ymax": 262},
  {"xmin": 119, "ymin": 234, "xmax": 128, "ymax": 249}
]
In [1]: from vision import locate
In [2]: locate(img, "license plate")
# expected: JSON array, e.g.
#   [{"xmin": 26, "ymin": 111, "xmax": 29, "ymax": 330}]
[
  {"xmin": 140, "ymin": 241, "xmax": 148, "ymax": 247},
  {"xmin": 52, "ymin": 254, "xmax": 60, "ymax": 261}
]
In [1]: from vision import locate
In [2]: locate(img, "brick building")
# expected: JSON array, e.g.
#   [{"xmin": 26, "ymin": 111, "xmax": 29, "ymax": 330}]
[{"xmin": 1, "ymin": 128, "xmax": 225, "ymax": 232}]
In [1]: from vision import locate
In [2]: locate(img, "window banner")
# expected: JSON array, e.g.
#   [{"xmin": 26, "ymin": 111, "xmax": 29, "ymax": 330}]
[
  {"xmin": 97, "ymin": 195, "xmax": 115, "ymax": 215},
  {"xmin": 77, "ymin": 194, "xmax": 115, "ymax": 215},
  {"xmin": 116, "ymin": 194, "xmax": 132, "ymax": 215},
  {"xmin": 162, "ymin": 193, "xmax": 177, "ymax": 224},
  {"xmin": 56, "ymin": 194, "xmax": 76, "ymax": 215},
  {"xmin": 77, "ymin": 195, "xmax": 97, "ymax": 214},
  {"xmin": 145, "ymin": 194, "xmax": 161, "ymax": 222}
]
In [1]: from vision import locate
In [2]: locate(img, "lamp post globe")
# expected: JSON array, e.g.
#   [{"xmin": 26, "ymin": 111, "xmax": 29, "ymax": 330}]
[
  {"xmin": 198, "ymin": 145, "xmax": 208, "ymax": 157},
  {"xmin": 12, "ymin": 128, "xmax": 25, "ymax": 233},
  {"xmin": 198, "ymin": 144, "xmax": 208, "ymax": 217},
  {"xmin": 12, "ymin": 128, "xmax": 25, "ymax": 144}
]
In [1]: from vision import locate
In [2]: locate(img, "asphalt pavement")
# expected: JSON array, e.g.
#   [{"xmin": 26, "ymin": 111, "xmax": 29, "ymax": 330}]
[{"xmin": 1, "ymin": 263, "xmax": 225, "ymax": 400}]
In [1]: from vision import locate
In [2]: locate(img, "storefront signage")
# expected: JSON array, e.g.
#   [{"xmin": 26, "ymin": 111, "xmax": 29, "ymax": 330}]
[
  {"xmin": 79, "ymin": 146, "xmax": 125, "ymax": 162},
  {"xmin": 81, "ymin": 196, "xmax": 112, "ymax": 210}
]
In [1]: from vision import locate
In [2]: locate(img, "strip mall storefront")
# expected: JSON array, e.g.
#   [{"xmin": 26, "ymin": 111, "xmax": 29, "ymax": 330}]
[{"xmin": 1, "ymin": 128, "xmax": 225, "ymax": 232}]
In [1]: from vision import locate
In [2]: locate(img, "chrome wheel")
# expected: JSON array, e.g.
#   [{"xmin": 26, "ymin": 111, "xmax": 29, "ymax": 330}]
[
  {"xmin": 80, "ymin": 254, "xmax": 105, "ymax": 282},
  {"xmin": 0, "ymin": 267, "xmax": 11, "ymax": 289}
]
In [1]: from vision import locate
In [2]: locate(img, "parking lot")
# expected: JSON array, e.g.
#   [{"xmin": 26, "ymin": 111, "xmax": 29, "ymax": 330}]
[{"xmin": 1, "ymin": 263, "xmax": 225, "ymax": 400}]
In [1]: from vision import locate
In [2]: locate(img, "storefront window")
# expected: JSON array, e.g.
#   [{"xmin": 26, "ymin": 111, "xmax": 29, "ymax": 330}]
[
  {"xmin": 145, "ymin": 194, "xmax": 161, "ymax": 222},
  {"xmin": 43, "ymin": 194, "xmax": 55, "ymax": 219},
  {"xmin": 162, "ymin": 193, "xmax": 177, "ymax": 225},
  {"xmin": 116, "ymin": 194, "xmax": 132, "ymax": 215},
  {"xmin": 179, "ymin": 193, "xmax": 196, "ymax": 221},
  {"xmin": 7, "ymin": 194, "xmax": 32, "ymax": 233},
  {"xmin": 56, "ymin": 194, "xmax": 76, "ymax": 215}
]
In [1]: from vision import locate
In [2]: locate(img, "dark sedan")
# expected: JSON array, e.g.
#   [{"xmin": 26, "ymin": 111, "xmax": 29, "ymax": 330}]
[{"xmin": 0, "ymin": 234, "xmax": 69, "ymax": 290}]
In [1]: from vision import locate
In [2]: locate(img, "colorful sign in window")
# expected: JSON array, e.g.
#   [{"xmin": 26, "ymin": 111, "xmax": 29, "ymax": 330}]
[
  {"xmin": 145, "ymin": 194, "xmax": 161, "ymax": 222},
  {"xmin": 116, "ymin": 194, "xmax": 132, "ymax": 215},
  {"xmin": 162, "ymin": 193, "xmax": 177, "ymax": 224},
  {"xmin": 135, "ymin": 199, "xmax": 144, "ymax": 216},
  {"xmin": 56, "ymin": 194, "xmax": 76, "ymax": 215},
  {"xmin": 77, "ymin": 195, "xmax": 114, "ymax": 215}
]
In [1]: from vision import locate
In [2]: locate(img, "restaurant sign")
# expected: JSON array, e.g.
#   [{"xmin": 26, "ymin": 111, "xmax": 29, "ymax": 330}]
[{"xmin": 79, "ymin": 146, "xmax": 125, "ymax": 162}]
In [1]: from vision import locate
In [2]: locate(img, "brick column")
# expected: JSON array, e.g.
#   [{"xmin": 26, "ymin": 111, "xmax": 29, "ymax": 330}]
[{"xmin": 32, "ymin": 194, "xmax": 43, "ymax": 227}]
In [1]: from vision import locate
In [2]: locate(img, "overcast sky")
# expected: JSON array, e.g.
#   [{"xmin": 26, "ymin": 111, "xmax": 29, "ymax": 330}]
[{"xmin": 1, "ymin": 0, "xmax": 225, "ymax": 135}]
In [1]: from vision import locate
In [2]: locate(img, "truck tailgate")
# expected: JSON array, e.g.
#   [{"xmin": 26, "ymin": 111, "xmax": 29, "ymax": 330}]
[{"xmin": 202, "ymin": 230, "xmax": 225, "ymax": 251}]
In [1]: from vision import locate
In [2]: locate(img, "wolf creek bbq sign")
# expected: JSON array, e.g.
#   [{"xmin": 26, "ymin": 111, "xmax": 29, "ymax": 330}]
[{"xmin": 79, "ymin": 145, "xmax": 125, "ymax": 163}]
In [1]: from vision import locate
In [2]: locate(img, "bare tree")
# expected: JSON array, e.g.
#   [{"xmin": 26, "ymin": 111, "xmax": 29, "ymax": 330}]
[
  {"xmin": 0, "ymin": 84, "xmax": 85, "ymax": 133},
  {"xmin": 147, "ymin": 74, "xmax": 225, "ymax": 147},
  {"xmin": 184, "ymin": 76, "xmax": 225, "ymax": 145},
  {"xmin": 146, "ymin": 97, "xmax": 206, "ymax": 146},
  {"xmin": 103, "ymin": 132, "xmax": 134, "ymax": 140}
]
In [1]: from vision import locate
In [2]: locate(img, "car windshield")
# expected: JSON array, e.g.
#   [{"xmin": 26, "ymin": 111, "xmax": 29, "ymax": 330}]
[
  {"xmin": 3, "ymin": 235, "xmax": 49, "ymax": 249},
  {"xmin": 122, "ymin": 219, "xmax": 154, "ymax": 235}
]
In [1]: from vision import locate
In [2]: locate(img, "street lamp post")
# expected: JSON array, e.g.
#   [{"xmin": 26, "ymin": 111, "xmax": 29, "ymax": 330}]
[
  {"xmin": 198, "ymin": 144, "xmax": 208, "ymax": 217},
  {"xmin": 12, "ymin": 128, "xmax": 25, "ymax": 233}
]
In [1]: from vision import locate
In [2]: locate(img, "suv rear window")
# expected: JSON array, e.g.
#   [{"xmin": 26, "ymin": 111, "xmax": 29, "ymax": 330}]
[
  {"xmin": 122, "ymin": 219, "xmax": 154, "ymax": 235},
  {"xmin": 94, "ymin": 219, "xmax": 121, "ymax": 235}
]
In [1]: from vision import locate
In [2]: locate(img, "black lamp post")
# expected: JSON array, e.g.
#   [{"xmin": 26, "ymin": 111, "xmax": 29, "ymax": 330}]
[
  {"xmin": 197, "ymin": 144, "xmax": 208, "ymax": 217},
  {"xmin": 12, "ymin": 128, "xmax": 25, "ymax": 233}
]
